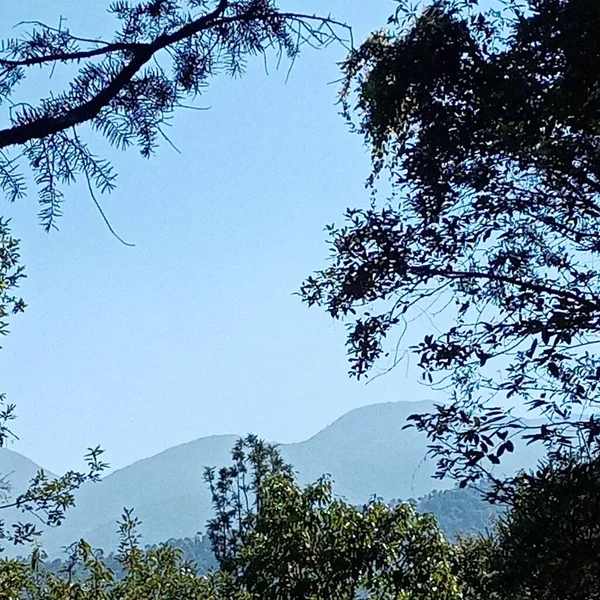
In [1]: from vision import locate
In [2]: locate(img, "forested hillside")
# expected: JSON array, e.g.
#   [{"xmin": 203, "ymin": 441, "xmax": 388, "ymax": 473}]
[{"xmin": 39, "ymin": 484, "xmax": 499, "ymax": 576}]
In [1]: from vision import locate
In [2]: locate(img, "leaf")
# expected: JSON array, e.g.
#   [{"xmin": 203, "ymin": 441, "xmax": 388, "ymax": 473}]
[
  {"xmin": 548, "ymin": 362, "xmax": 560, "ymax": 378},
  {"xmin": 526, "ymin": 338, "xmax": 538, "ymax": 359}
]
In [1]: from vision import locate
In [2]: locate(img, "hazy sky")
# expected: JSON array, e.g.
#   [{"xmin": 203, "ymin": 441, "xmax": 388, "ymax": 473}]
[{"xmin": 0, "ymin": 1, "xmax": 445, "ymax": 475}]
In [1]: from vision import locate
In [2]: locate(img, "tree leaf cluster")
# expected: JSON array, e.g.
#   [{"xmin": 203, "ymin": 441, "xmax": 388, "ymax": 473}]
[{"xmin": 301, "ymin": 0, "xmax": 600, "ymax": 494}]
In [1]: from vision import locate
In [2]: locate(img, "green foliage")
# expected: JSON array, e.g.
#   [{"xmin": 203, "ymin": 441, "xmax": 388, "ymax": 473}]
[
  {"xmin": 448, "ymin": 455, "xmax": 600, "ymax": 600},
  {"xmin": 0, "ymin": 218, "xmax": 25, "ymax": 454},
  {"xmin": 205, "ymin": 435, "xmax": 461, "ymax": 599},
  {"xmin": 0, "ymin": 519, "xmax": 245, "ymax": 600},
  {"xmin": 0, "ymin": 218, "xmax": 25, "ymax": 347},
  {"xmin": 301, "ymin": 0, "xmax": 600, "ymax": 495},
  {"xmin": 453, "ymin": 535, "xmax": 498, "ymax": 600},
  {"xmin": 0, "ymin": 438, "xmax": 464, "ymax": 599},
  {"xmin": 203, "ymin": 434, "xmax": 294, "ymax": 571},
  {"xmin": 0, "ymin": 447, "xmax": 109, "ymax": 549},
  {"xmin": 4, "ymin": 438, "xmax": 600, "ymax": 600}
]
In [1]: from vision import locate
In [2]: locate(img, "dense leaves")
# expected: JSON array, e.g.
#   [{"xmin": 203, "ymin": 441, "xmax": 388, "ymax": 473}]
[
  {"xmin": 205, "ymin": 435, "xmax": 461, "ymax": 599},
  {"xmin": 301, "ymin": 0, "xmax": 600, "ymax": 494},
  {"xmin": 488, "ymin": 455, "xmax": 600, "ymax": 599},
  {"xmin": 453, "ymin": 454, "xmax": 600, "ymax": 600},
  {"xmin": 0, "ymin": 438, "xmax": 463, "ymax": 599}
]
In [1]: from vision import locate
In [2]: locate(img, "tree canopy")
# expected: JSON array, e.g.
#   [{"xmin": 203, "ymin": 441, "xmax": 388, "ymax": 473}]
[
  {"xmin": 0, "ymin": 437, "xmax": 464, "ymax": 600},
  {"xmin": 301, "ymin": 0, "xmax": 600, "ymax": 495},
  {"xmin": 489, "ymin": 455, "xmax": 600, "ymax": 599},
  {"xmin": 204, "ymin": 435, "xmax": 460, "ymax": 599}
]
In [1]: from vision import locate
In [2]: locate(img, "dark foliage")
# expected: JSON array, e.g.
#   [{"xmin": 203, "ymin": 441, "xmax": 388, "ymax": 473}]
[
  {"xmin": 455, "ymin": 454, "xmax": 600, "ymax": 600},
  {"xmin": 301, "ymin": 0, "xmax": 600, "ymax": 496},
  {"xmin": 490, "ymin": 455, "xmax": 600, "ymax": 599}
]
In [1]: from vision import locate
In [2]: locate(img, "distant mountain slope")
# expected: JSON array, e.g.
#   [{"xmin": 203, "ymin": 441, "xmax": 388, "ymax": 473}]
[
  {"xmin": 413, "ymin": 487, "xmax": 503, "ymax": 539},
  {"xmin": 0, "ymin": 448, "xmax": 55, "ymax": 492},
  {"xmin": 0, "ymin": 401, "xmax": 543, "ymax": 556}
]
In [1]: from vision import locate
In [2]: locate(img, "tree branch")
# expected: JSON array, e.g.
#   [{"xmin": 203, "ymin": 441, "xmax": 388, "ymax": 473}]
[
  {"xmin": 0, "ymin": 0, "xmax": 231, "ymax": 149},
  {"xmin": 0, "ymin": 41, "xmax": 147, "ymax": 69},
  {"xmin": 419, "ymin": 267, "xmax": 600, "ymax": 311},
  {"xmin": 0, "ymin": 4, "xmax": 348, "ymax": 151}
]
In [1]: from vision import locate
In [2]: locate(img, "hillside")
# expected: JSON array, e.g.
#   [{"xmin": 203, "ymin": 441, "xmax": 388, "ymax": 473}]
[{"xmin": 0, "ymin": 400, "xmax": 542, "ymax": 556}]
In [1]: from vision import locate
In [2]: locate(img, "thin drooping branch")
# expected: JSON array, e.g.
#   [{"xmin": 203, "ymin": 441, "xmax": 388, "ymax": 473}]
[{"xmin": 420, "ymin": 267, "xmax": 600, "ymax": 311}]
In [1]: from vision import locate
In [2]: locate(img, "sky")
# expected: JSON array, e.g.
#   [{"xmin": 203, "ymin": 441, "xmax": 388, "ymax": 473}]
[{"xmin": 0, "ymin": 0, "xmax": 446, "ymax": 475}]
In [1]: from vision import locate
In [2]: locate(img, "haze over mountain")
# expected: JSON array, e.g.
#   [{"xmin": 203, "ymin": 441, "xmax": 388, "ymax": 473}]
[{"xmin": 0, "ymin": 400, "xmax": 542, "ymax": 556}]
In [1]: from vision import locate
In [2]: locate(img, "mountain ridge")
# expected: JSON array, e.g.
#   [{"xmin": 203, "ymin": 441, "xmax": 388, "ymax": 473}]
[{"xmin": 0, "ymin": 400, "xmax": 542, "ymax": 556}]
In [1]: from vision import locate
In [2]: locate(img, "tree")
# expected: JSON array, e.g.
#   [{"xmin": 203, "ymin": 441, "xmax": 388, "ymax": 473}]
[
  {"xmin": 0, "ymin": 438, "xmax": 463, "ymax": 599},
  {"xmin": 451, "ymin": 454, "xmax": 600, "ymax": 600},
  {"xmin": 0, "ymin": 511, "xmax": 248, "ymax": 600},
  {"xmin": 0, "ymin": 0, "xmax": 348, "ymax": 233},
  {"xmin": 301, "ymin": 0, "xmax": 600, "ymax": 496},
  {"xmin": 204, "ymin": 435, "xmax": 461, "ymax": 599},
  {"xmin": 488, "ymin": 455, "xmax": 600, "ymax": 600}
]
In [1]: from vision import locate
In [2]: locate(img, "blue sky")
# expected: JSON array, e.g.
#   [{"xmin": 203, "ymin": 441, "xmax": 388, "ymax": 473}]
[{"xmin": 0, "ymin": 1, "xmax": 444, "ymax": 474}]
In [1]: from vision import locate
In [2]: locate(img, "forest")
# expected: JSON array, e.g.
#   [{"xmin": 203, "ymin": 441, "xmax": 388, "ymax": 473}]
[{"xmin": 1, "ymin": 0, "xmax": 599, "ymax": 598}]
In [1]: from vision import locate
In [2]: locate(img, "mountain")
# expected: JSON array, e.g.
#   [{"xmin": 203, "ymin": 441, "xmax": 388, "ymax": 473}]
[{"xmin": 0, "ymin": 400, "xmax": 543, "ymax": 556}]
